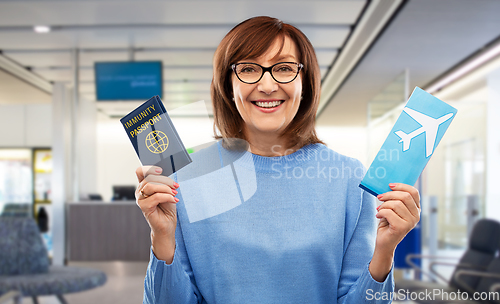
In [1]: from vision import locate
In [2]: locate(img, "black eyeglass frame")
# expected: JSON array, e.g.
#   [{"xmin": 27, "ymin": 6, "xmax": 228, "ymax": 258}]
[{"xmin": 231, "ymin": 62, "xmax": 304, "ymax": 84}]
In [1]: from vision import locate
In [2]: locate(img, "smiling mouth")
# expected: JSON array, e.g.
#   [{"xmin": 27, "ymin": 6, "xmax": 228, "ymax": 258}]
[{"xmin": 251, "ymin": 100, "xmax": 284, "ymax": 108}]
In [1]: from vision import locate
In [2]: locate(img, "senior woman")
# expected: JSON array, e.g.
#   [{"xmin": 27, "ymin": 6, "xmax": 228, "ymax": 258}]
[{"xmin": 136, "ymin": 16, "xmax": 420, "ymax": 303}]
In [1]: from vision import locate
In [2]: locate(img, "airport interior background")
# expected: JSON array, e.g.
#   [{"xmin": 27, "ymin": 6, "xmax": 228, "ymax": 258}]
[{"xmin": 1, "ymin": 0, "xmax": 500, "ymax": 303}]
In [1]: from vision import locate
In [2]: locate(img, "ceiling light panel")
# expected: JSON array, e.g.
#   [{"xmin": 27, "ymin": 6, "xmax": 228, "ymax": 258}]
[{"xmin": 33, "ymin": 25, "xmax": 51, "ymax": 33}]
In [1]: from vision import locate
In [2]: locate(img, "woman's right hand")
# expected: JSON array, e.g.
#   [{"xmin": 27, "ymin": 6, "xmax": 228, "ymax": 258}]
[{"xmin": 135, "ymin": 166, "xmax": 179, "ymax": 263}]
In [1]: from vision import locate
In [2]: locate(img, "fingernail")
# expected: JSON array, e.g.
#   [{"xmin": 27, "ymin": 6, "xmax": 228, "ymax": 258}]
[
  {"xmin": 174, "ymin": 197, "xmax": 179, "ymax": 202},
  {"xmin": 155, "ymin": 167, "xmax": 162, "ymax": 173},
  {"xmin": 376, "ymin": 205, "xmax": 381, "ymax": 211},
  {"xmin": 389, "ymin": 183, "xmax": 396, "ymax": 188},
  {"xmin": 377, "ymin": 194, "xmax": 383, "ymax": 200},
  {"xmin": 172, "ymin": 189, "xmax": 178, "ymax": 195},
  {"xmin": 174, "ymin": 182, "xmax": 180, "ymax": 188}
]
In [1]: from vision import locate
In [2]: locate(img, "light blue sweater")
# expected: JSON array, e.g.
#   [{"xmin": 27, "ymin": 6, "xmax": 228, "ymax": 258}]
[{"xmin": 144, "ymin": 142, "xmax": 394, "ymax": 303}]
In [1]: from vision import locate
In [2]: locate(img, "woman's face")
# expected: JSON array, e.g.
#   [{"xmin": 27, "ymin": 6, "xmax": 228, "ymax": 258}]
[{"xmin": 232, "ymin": 36, "xmax": 302, "ymax": 139}]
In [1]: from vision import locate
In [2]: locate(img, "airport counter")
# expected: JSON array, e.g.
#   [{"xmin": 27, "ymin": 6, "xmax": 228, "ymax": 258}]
[{"xmin": 67, "ymin": 201, "xmax": 151, "ymax": 261}]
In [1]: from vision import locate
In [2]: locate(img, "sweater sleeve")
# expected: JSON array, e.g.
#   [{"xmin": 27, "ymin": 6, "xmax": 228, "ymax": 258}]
[
  {"xmin": 143, "ymin": 174, "xmax": 203, "ymax": 304},
  {"xmin": 143, "ymin": 219, "xmax": 203, "ymax": 304},
  {"xmin": 337, "ymin": 173, "xmax": 395, "ymax": 303}
]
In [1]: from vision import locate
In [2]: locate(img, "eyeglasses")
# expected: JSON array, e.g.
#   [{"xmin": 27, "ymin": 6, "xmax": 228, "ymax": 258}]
[{"xmin": 231, "ymin": 62, "xmax": 303, "ymax": 84}]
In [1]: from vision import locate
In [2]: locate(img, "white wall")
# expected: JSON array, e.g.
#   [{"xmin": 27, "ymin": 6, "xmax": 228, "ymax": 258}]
[
  {"xmin": 486, "ymin": 69, "xmax": 500, "ymax": 221},
  {"xmin": 78, "ymin": 99, "xmax": 98, "ymax": 198},
  {"xmin": 316, "ymin": 126, "xmax": 368, "ymax": 166},
  {"xmin": 0, "ymin": 104, "xmax": 52, "ymax": 147}
]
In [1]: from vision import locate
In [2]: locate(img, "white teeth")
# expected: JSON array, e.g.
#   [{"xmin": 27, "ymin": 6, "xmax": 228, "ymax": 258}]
[{"xmin": 255, "ymin": 101, "xmax": 283, "ymax": 108}]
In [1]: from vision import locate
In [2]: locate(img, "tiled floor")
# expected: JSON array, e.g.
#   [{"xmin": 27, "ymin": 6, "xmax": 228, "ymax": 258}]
[
  {"xmin": 18, "ymin": 261, "xmax": 148, "ymax": 304},
  {"xmin": 10, "ymin": 262, "xmax": 427, "ymax": 304}
]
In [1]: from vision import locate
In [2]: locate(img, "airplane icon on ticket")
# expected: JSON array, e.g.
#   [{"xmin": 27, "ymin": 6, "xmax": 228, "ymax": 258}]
[{"xmin": 394, "ymin": 107, "xmax": 454, "ymax": 158}]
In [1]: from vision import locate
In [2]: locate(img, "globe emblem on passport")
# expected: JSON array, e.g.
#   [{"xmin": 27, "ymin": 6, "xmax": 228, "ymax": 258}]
[{"xmin": 145, "ymin": 131, "xmax": 169, "ymax": 154}]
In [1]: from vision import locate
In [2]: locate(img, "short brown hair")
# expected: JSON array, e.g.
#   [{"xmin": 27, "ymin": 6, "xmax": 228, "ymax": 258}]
[{"xmin": 211, "ymin": 16, "xmax": 324, "ymax": 149}]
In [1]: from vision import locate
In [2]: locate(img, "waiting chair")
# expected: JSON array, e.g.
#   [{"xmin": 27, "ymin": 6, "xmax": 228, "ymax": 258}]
[
  {"xmin": 493, "ymin": 283, "xmax": 500, "ymax": 293},
  {"xmin": 395, "ymin": 218, "xmax": 500, "ymax": 303},
  {"xmin": 1, "ymin": 204, "xmax": 31, "ymax": 218},
  {"xmin": 0, "ymin": 217, "xmax": 107, "ymax": 304},
  {"xmin": 418, "ymin": 258, "xmax": 500, "ymax": 304},
  {"xmin": 452, "ymin": 256, "xmax": 500, "ymax": 304}
]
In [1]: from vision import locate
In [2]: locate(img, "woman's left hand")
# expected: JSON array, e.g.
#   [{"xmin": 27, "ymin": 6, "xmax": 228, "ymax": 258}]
[{"xmin": 375, "ymin": 183, "xmax": 421, "ymax": 252}]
